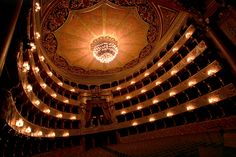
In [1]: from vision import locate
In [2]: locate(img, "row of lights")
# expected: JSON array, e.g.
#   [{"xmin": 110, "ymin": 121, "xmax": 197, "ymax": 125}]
[
  {"xmin": 115, "ymin": 54, "xmax": 195, "ymax": 91},
  {"xmin": 23, "ymin": 74, "xmax": 76, "ymax": 117},
  {"xmin": 42, "ymin": 107, "xmax": 78, "ymax": 120},
  {"xmin": 37, "ymin": 52, "xmax": 213, "ymax": 101},
  {"xmin": 121, "ymin": 66, "xmax": 218, "ymax": 100},
  {"xmin": 36, "ymin": 67, "xmax": 76, "ymax": 96},
  {"xmin": 20, "ymin": 30, "xmax": 79, "ymax": 121},
  {"xmin": 33, "ymin": 98, "xmax": 76, "ymax": 119},
  {"xmin": 43, "ymin": 67, "xmax": 77, "ymax": 93},
  {"xmin": 31, "ymin": 69, "xmax": 218, "ymax": 121},
  {"xmin": 15, "ymin": 118, "xmax": 70, "ymax": 137},
  {"xmin": 27, "ymin": 33, "xmax": 40, "ymax": 52},
  {"xmin": 32, "ymin": 98, "xmax": 76, "ymax": 119},
  {"xmin": 34, "ymin": 2, "xmax": 41, "ymax": 75},
  {"xmin": 32, "ymin": 54, "xmax": 77, "ymax": 93},
  {"xmin": 42, "ymin": 83, "xmax": 74, "ymax": 103},
  {"xmin": 171, "ymin": 28, "xmax": 194, "ymax": 54},
  {"xmin": 24, "ymin": 62, "xmax": 72, "ymax": 102},
  {"xmin": 29, "ymin": 73, "xmax": 75, "ymax": 118},
  {"xmin": 28, "ymin": 87, "xmax": 74, "ymax": 118},
  {"xmin": 114, "ymin": 29, "xmax": 194, "ymax": 91},
  {"xmin": 121, "ymin": 95, "xmax": 220, "ymax": 119},
  {"xmin": 130, "ymin": 99, "xmax": 216, "ymax": 126},
  {"xmin": 21, "ymin": 71, "xmax": 70, "ymax": 119}
]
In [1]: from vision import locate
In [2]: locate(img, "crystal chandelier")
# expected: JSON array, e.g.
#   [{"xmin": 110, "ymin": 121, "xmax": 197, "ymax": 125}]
[{"xmin": 91, "ymin": 36, "xmax": 118, "ymax": 63}]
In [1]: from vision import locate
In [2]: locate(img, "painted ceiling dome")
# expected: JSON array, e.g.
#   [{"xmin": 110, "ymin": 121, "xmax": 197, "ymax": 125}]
[{"xmin": 40, "ymin": 0, "xmax": 179, "ymax": 84}]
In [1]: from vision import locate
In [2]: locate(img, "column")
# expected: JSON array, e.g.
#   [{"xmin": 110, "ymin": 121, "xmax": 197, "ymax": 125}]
[
  {"xmin": 0, "ymin": 0, "xmax": 23, "ymax": 76},
  {"xmin": 115, "ymin": 131, "xmax": 121, "ymax": 144},
  {"xmin": 206, "ymin": 26, "xmax": 236, "ymax": 77}
]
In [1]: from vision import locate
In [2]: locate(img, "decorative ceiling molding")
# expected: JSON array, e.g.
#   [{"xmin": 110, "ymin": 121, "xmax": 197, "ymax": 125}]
[
  {"xmin": 159, "ymin": 6, "xmax": 178, "ymax": 36},
  {"xmin": 41, "ymin": 0, "xmax": 162, "ymax": 76},
  {"xmin": 39, "ymin": 0, "xmax": 182, "ymax": 84}
]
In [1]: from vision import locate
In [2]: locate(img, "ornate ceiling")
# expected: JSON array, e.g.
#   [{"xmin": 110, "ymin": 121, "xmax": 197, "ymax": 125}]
[
  {"xmin": 40, "ymin": 0, "xmax": 182, "ymax": 83},
  {"xmin": 55, "ymin": 2, "xmax": 150, "ymax": 70}
]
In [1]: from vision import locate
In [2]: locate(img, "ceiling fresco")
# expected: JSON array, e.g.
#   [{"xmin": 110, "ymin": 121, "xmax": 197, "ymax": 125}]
[
  {"xmin": 41, "ymin": 0, "xmax": 178, "ymax": 78},
  {"xmin": 54, "ymin": 3, "xmax": 149, "ymax": 70}
]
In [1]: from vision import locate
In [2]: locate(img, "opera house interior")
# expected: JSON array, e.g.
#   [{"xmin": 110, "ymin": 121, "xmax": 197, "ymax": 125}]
[{"xmin": 0, "ymin": 0, "xmax": 236, "ymax": 156}]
